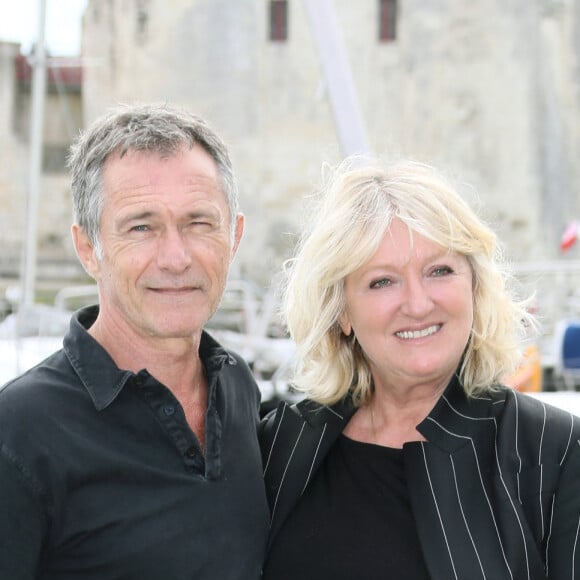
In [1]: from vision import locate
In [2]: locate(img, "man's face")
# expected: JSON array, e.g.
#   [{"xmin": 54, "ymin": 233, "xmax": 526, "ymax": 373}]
[{"xmin": 75, "ymin": 146, "xmax": 243, "ymax": 342}]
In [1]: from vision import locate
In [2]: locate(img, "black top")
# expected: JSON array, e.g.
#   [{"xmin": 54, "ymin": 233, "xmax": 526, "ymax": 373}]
[
  {"xmin": 0, "ymin": 306, "xmax": 269, "ymax": 580},
  {"xmin": 261, "ymin": 386, "xmax": 580, "ymax": 579},
  {"xmin": 262, "ymin": 434, "xmax": 430, "ymax": 579}
]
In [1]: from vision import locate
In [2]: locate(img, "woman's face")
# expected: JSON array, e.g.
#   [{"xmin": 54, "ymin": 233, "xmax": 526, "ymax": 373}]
[{"xmin": 340, "ymin": 219, "xmax": 474, "ymax": 393}]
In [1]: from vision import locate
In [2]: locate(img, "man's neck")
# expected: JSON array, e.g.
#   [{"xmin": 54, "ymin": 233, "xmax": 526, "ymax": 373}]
[
  {"xmin": 88, "ymin": 315, "xmax": 210, "ymax": 446},
  {"xmin": 88, "ymin": 315, "xmax": 204, "ymax": 396}
]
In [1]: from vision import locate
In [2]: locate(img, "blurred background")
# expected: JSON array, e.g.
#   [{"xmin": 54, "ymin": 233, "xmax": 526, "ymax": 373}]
[{"xmin": 1, "ymin": 0, "xmax": 580, "ymax": 409}]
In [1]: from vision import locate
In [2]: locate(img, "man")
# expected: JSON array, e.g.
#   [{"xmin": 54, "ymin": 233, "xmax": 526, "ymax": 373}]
[{"xmin": 0, "ymin": 104, "xmax": 269, "ymax": 579}]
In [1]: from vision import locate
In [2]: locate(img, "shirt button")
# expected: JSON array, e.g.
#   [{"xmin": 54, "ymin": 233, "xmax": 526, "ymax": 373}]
[
  {"xmin": 162, "ymin": 405, "xmax": 175, "ymax": 416},
  {"xmin": 185, "ymin": 446, "xmax": 197, "ymax": 458}
]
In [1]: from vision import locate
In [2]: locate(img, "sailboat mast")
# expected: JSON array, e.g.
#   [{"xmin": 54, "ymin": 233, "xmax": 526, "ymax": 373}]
[{"xmin": 21, "ymin": 0, "xmax": 47, "ymax": 307}]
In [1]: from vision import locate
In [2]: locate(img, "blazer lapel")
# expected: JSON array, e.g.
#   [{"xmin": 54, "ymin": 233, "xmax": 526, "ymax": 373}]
[{"xmin": 406, "ymin": 380, "xmax": 546, "ymax": 579}]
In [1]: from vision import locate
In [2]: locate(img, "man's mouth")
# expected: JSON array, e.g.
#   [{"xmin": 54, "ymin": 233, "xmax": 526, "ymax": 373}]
[{"xmin": 149, "ymin": 286, "xmax": 198, "ymax": 294}]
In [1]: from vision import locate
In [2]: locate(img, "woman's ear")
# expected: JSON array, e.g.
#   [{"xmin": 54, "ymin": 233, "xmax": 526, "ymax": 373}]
[{"xmin": 338, "ymin": 310, "xmax": 352, "ymax": 337}]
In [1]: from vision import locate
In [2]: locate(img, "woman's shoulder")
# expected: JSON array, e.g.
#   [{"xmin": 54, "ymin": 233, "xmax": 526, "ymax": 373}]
[
  {"xmin": 259, "ymin": 396, "xmax": 355, "ymax": 466},
  {"xmin": 260, "ymin": 396, "xmax": 354, "ymax": 435},
  {"xmin": 501, "ymin": 386, "xmax": 579, "ymax": 426},
  {"xmin": 260, "ymin": 398, "xmax": 333, "ymax": 442},
  {"xmin": 499, "ymin": 387, "xmax": 580, "ymax": 461}
]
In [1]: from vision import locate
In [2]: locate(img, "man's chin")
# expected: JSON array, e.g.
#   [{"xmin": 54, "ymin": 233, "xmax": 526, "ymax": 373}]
[{"xmin": 145, "ymin": 318, "xmax": 207, "ymax": 340}]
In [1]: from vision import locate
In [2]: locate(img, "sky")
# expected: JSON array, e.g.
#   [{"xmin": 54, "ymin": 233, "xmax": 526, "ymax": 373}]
[{"xmin": 0, "ymin": 0, "xmax": 88, "ymax": 56}]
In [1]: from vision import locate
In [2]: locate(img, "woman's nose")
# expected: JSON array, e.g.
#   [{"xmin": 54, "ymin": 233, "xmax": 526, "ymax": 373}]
[{"xmin": 401, "ymin": 277, "xmax": 433, "ymax": 317}]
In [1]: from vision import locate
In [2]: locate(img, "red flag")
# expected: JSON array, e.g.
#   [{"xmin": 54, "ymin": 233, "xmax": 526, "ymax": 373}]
[{"xmin": 561, "ymin": 221, "xmax": 579, "ymax": 252}]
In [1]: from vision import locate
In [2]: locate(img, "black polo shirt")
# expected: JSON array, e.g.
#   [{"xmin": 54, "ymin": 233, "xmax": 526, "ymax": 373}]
[{"xmin": 0, "ymin": 306, "xmax": 269, "ymax": 580}]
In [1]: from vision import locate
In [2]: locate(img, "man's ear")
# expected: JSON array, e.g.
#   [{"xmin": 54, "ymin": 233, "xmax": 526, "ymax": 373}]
[
  {"xmin": 230, "ymin": 213, "xmax": 244, "ymax": 260},
  {"xmin": 71, "ymin": 224, "xmax": 100, "ymax": 280}
]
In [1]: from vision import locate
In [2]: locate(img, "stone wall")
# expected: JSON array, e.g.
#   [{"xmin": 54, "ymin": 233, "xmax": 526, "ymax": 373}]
[
  {"xmin": 79, "ymin": 0, "xmax": 580, "ymax": 287},
  {"xmin": 2, "ymin": 0, "xmax": 578, "ymax": 293},
  {"xmin": 0, "ymin": 42, "xmax": 85, "ymax": 293}
]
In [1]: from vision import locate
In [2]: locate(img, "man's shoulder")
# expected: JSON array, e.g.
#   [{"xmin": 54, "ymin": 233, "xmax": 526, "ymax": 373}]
[
  {"xmin": 1, "ymin": 348, "xmax": 67, "ymax": 396},
  {"xmin": 0, "ymin": 348, "xmax": 79, "ymax": 425}
]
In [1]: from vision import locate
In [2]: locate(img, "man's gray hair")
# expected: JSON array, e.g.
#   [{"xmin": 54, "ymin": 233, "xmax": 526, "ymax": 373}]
[{"xmin": 67, "ymin": 103, "xmax": 239, "ymax": 255}]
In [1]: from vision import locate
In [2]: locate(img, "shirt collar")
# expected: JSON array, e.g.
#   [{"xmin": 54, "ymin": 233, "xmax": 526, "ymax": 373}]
[
  {"xmin": 63, "ymin": 306, "xmax": 133, "ymax": 411},
  {"xmin": 63, "ymin": 305, "xmax": 235, "ymax": 411}
]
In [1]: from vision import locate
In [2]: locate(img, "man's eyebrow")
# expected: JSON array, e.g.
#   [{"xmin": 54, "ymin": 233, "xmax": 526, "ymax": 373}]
[
  {"xmin": 186, "ymin": 208, "xmax": 220, "ymax": 219},
  {"xmin": 116, "ymin": 208, "xmax": 222, "ymax": 227},
  {"xmin": 117, "ymin": 211, "xmax": 155, "ymax": 228}
]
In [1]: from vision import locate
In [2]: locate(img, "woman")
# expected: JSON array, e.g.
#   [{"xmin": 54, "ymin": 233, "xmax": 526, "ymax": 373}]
[{"xmin": 260, "ymin": 158, "xmax": 580, "ymax": 579}]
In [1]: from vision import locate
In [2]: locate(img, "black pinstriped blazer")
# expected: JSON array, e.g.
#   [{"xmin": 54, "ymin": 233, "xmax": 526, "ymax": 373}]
[{"xmin": 259, "ymin": 378, "xmax": 580, "ymax": 579}]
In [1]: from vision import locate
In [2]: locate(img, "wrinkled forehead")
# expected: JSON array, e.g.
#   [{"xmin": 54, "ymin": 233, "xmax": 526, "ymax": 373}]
[{"xmin": 101, "ymin": 147, "xmax": 224, "ymax": 204}]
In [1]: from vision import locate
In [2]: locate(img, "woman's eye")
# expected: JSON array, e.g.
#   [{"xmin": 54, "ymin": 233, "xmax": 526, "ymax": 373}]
[
  {"xmin": 370, "ymin": 278, "xmax": 391, "ymax": 289},
  {"xmin": 432, "ymin": 265, "xmax": 453, "ymax": 277}
]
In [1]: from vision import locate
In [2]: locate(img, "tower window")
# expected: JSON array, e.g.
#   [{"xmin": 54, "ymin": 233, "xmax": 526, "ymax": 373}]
[
  {"xmin": 269, "ymin": 0, "xmax": 288, "ymax": 42},
  {"xmin": 379, "ymin": 0, "xmax": 397, "ymax": 42}
]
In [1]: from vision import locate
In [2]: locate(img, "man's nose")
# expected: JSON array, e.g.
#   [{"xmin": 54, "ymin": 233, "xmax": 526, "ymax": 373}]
[{"xmin": 156, "ymin": 229, "xmax": 192, "ymax": 272}]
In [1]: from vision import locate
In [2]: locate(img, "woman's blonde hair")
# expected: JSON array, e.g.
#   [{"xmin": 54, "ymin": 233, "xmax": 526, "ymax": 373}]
[{"xmin": 282, "ymin": 157, "xmax": 534, "ymax": 406}]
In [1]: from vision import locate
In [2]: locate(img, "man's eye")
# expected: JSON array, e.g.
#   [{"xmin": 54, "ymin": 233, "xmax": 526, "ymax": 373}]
[
  {"xmin": 370, "ymin": 278, "xmax": 391, "ymax": 289},
  {"xmin": 130, "ymin": 224, "xmax": 149, "ymax": 232}
]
